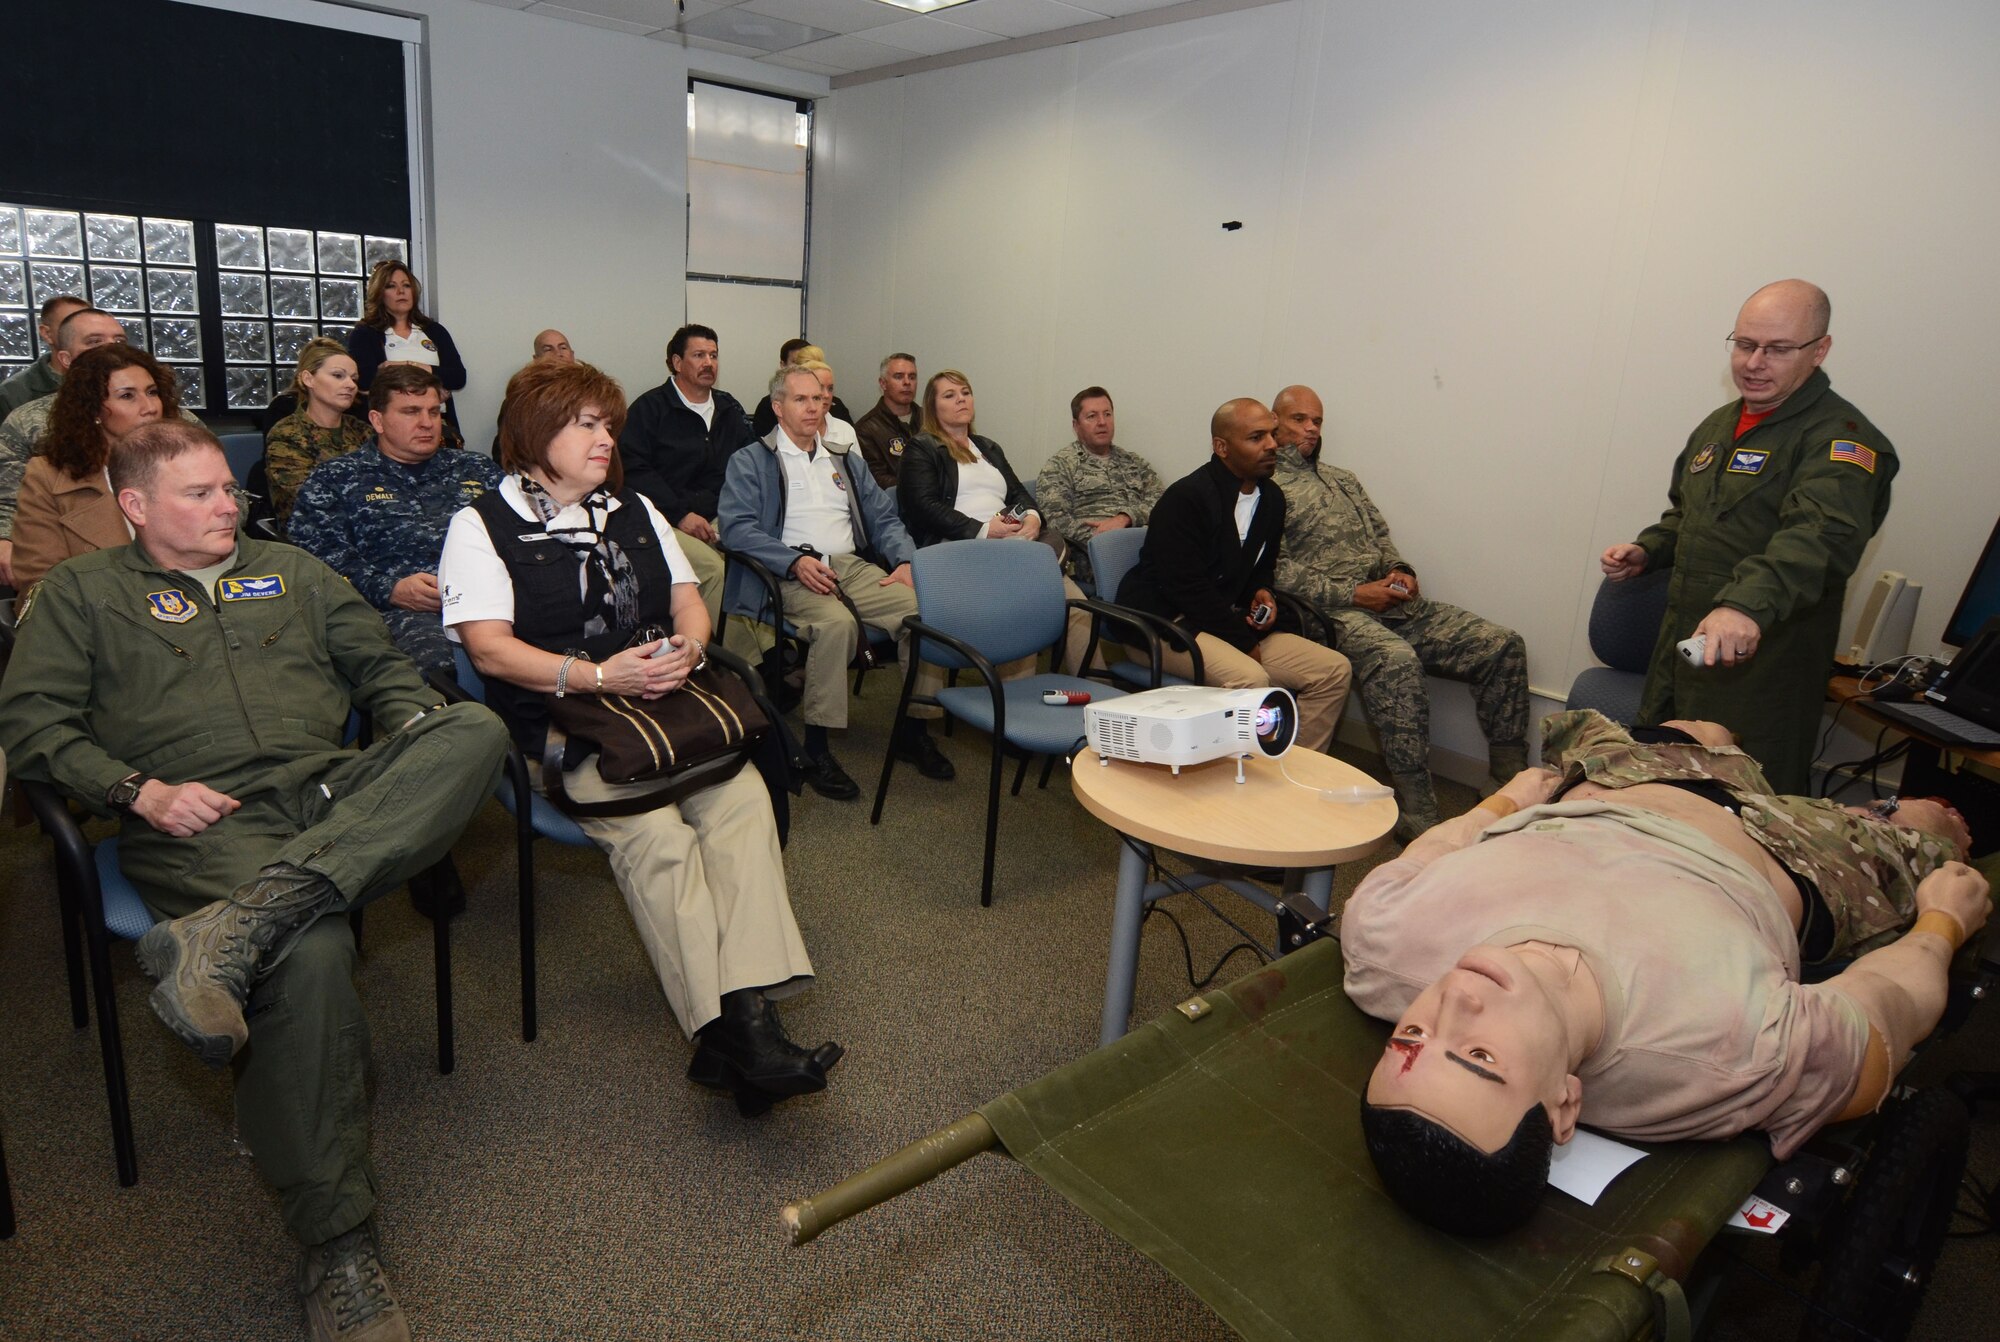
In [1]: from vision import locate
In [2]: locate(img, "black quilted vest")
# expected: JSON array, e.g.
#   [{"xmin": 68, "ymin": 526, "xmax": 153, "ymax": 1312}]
[{"xmin": 468, "ymin": 488, "xmax": 676, "ymax": 757}]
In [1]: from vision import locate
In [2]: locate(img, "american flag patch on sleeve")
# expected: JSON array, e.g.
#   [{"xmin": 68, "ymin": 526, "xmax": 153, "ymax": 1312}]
[{"xmin": 1829, "ymin": 440, "xmax": 1877, "ymax": 472}]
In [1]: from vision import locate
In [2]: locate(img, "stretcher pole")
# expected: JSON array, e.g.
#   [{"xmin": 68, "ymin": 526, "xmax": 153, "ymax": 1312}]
[{"xmin": 781, "ymin": 1113, "xmax": 999, "ymax": 1246}]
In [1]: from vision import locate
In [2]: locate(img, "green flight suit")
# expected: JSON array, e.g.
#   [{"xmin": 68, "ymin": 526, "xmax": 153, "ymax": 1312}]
[
  {"xmin": 0, "ymin": 538, "xmax": 509, "ymax": 1245},
  {"xmin": 1633, "ymin": 368, "xmax": 1895, "ymax": 793}
]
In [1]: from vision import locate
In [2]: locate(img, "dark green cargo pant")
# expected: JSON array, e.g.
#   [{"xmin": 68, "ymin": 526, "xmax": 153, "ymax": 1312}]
[{"xmin": 118, "ymin": 702, "xmax": 508, "ymax": 1245}]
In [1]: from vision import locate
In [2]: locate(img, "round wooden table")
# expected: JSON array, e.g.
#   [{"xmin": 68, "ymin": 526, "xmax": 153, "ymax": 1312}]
[{"xmin": 1071, "ymin": 746, "xmax": 1396, "ymax": 1045}]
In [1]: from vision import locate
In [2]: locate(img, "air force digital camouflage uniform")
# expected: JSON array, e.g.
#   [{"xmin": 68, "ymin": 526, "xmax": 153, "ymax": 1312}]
[
  {"xmin": 1273, "ymin": 445, "xmax": 1528, "ymax": 825},
  {"xmin": 1034, "ymin": 440, "xmax": 1165, "ymax": 588},
  {"xmin": 288, "ymin": 443, "xmax": 503, "ymax": 673},
  {"xmin": 0, "ymin": 393, "xmax": 202, "ymax": 542},
  {"xmin": 1543, "ymin": 709, "xmax": 1960, "ymax": 957}
]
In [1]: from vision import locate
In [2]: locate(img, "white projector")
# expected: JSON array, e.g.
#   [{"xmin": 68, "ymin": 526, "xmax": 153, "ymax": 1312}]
[{"xmin": 1085, "ymin": 685, "xmax": 1299, "ymax": 780}]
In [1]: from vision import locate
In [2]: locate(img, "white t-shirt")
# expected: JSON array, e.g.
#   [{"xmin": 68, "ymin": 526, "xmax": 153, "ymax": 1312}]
[
  {"xmin": 953, "ymin": 443, "xmax": 1010, "ymax": 524},
  {"xmin": 672, "ymin": 379, "xmax": 716, "ymax": 431},
  {"xmin": 1232, "ymin": 488, "xmax": 1259, "ymax": 543},
  {"xmin": 384, "ymin": 324, "xmax": 441, "ymax": 368},
  {"xmin": 438, "ymin": 476, "xmax": 697, "ymax": 638},
  {"xmin": 775, "ymin": 429, "xmax": 858, "ymax": 557}
]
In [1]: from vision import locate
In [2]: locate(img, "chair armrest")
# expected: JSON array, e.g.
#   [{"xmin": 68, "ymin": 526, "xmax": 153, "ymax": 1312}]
[
  {"xmin": 708, "ymin": 642, "xmax": 810, "ymax": 776},
  {"xmin": 1274, "ymin": 587, "xmax": 1335, "ymax": 649},
  {"xmin": 715, "ymin": 544, "xmax": 787, "ymax": 629},
  {"xmin": 1069, "ymin": 596, "xmax": 1207, "ymax": 686},
  {"xmin": 425, "ymin": 668, "xmax": 471, "ymax": 705},
  {"xmin": 22, "ymin": 778, "xmax": 112, "ymax": 929},
  {"xmin": 902, "ymin": 615, "xmax": 1010, "ymax": 739}
]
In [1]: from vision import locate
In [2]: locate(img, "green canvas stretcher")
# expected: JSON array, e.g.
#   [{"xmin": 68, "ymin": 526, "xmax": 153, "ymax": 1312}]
[{"xmin": 788, "ymin": 937, "xmax": 1774, "ymax": 1342}]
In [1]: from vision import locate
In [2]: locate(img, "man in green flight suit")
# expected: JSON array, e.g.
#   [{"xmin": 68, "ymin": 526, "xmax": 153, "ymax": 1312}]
[
  {"xmin": 1601, "ymin": 279, "xmax": 1895, "ymax": 794},
  {"xmin": 0, "ymin": 420, "xmax": 510, "ymax": 1342}
]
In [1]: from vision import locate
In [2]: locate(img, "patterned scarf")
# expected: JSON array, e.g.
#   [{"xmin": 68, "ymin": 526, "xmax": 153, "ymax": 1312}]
[{"xmin": 518, "ymin": 476, "xmax": 641, "ymax": 637}]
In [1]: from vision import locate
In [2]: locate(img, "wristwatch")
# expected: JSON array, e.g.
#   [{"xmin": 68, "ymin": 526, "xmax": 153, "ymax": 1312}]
[{"xmin": 106, "ymin": 772, "xmax": 151, "ymax": 813}]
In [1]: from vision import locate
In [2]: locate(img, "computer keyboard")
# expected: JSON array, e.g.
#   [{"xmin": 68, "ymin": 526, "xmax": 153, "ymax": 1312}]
[{"xmin": 1873, "ymin": 700, "xmax": 2000, "ymax": 748}]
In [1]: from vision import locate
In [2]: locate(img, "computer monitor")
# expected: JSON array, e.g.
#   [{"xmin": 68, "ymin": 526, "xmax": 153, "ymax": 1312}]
[{"xmin": 1944, "ymin": 517, "xmax": 2000, "ymax": 648}]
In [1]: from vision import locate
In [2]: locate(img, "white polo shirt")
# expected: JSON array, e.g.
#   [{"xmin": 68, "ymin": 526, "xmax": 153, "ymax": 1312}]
[{"xmin": 775, "ymin": 427, "xmax": 859, "ymax": 557}]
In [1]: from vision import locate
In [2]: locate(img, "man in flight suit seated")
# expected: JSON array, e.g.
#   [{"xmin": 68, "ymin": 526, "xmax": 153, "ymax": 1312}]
[
  {"xmin": 1117, "ymin": 397, "xmax": 1351, "ymax": 753},
  {"xmin": 718, "ymin": 365, "xmax": 953, "ymax": 798},
  {"xmin": 615, "ymin": 323, "xmax": 744, "ymax": 620},
  {"xmin": 289, "ymin": 364, "xmax": 502, "ymax": 675},
  {"xmin": 1348, "ymin": 708, "xmax": 1988, "ymax": 1236},
  {"xmin": 1270, "ymin": 383, "xmax": 1529, "ymax": 839},
  {"xmin": 0, "ymin": 421, "xmax": 509, "ymax": 1340},
  {"xmin": 1601, "ymin": 279, "xmax": 1894, "ymax": 794}
]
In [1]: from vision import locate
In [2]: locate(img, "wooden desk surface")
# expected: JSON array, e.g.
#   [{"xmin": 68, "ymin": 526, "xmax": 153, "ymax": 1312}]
[
  {"xmin": 1070, "ymin": 747, "xmax": 1397, "ymax": 867},
  {"xmin": 1827, "ymin": 677, "xmax": 2000, "ymax": 770}
]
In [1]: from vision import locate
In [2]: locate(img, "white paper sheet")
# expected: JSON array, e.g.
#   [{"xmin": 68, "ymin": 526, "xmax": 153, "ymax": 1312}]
[{"xmin": 1547, "ymin": 1129, "xmax": 1649, "ymax": 1205}]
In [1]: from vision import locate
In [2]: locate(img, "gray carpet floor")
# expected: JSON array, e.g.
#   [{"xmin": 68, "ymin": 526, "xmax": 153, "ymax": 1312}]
[{"xmin": 2, "ymin": 682, "xmax": 1996, "ymax": 1341}]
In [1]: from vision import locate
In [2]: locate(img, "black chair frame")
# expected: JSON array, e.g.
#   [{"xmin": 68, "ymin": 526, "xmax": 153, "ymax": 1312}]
[
  {"xmin": 715, "ymin": 545, "xmax": 892, "ymax": 702},
  {"xmin": 22, "ymin": 780, "xmax": 457, "ymax": 1188},
  {"xmin": 428, "ymin": 642, "xmax": 797, "ymax": 1044}
]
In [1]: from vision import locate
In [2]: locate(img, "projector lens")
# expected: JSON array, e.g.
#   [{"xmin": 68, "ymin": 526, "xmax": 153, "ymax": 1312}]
[
  {"xmin": 1254, "ymin": 706, "xmax": 1282, "ymax": 737},
  {"xmin": 1254, "ymin": 690, "xmax": 1298, "ymax": 756}
]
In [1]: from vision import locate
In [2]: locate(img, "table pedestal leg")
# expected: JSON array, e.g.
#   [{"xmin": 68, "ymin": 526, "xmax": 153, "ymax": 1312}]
[
  {"xmin": 1299, "ymin": 866, "xmax": 1334, "ymax": 914},
  {"xmin": 1100, "ymin": 840, "xmax": 1152, "ymax": 1048}
]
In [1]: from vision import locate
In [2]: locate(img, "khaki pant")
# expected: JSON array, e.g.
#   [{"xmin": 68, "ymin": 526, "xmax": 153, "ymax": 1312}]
[
  {"xmin": 680, "ymin": 533, "xmax": 726, "ymax": 628},
  {"xmin": 550, "ymin": 762, "xmax": 813, "ymax": 1037},
  {"xmin": 1160, "ymin": 632, "xmax": 1352, "ymax": 754},
  {"xmin": 780, "ymin": 551, "xmax": 941, "ymax": 728}
]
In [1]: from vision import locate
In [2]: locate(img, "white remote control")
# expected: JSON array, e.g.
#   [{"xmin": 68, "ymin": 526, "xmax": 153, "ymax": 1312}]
[{"xmin": 1677, "ymin": 635, "xmax": 1707, "ymax": 666}]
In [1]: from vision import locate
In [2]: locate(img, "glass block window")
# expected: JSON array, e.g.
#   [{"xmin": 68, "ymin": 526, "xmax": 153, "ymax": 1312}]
[
  {"xmin": 0, "ymin": 202, "xmax": 203, "ymax": 406},
  {"xmin": 214, "ymin": 221, "xmax": 405, "ymax": 411},
  {"xmin": 1, "ymin": 202, "xmax": 405, "ymax": 415}
]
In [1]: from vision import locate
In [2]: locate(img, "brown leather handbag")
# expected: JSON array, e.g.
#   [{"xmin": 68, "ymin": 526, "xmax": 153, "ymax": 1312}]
[{"xmin": 543, "ymin": 630, "xmax": 771, "ymax": 817}]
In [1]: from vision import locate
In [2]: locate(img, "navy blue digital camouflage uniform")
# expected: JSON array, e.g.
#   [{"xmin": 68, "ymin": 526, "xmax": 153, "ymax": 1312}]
[{"xmin": 288, "ymin": 443, "xmax": 503, "ymax": 672}]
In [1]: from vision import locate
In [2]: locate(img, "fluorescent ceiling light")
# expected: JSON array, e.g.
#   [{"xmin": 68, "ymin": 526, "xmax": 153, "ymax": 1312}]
[{"xmin": 874, "ymin": 0, "xmax": 980, "ymax": 14}]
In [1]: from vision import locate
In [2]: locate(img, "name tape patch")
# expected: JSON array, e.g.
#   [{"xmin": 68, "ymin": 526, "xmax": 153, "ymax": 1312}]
[
  {"xmin": 147, "ymin": 590, "xmax": 198, "ymax": 623},
  {"xmin": 219, "ymin": 575, "xmax": 286, "ymax": 601},
  {"xmin": 1726, "ymin": 448, "xmax": 1770, "ymax": 474}
]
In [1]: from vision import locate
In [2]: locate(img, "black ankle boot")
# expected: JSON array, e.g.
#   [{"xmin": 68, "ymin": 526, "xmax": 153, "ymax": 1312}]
[{"xmin": 687, "ymin": 990, "xmax": 844, "ymax": 1115}]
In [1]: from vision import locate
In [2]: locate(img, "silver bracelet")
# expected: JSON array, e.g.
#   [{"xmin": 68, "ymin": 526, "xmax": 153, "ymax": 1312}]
[
  {"xmin": 555, "ymin": 653, "xmax": 579, "ymax": 698},
  {"xmin": 688, "ymin": 637, "xmax": 708, "ymax": 672}
]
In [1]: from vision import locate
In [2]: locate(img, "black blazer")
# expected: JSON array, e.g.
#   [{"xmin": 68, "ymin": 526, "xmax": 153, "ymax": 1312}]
[
  {"xmin": 346, "ymin": 320, "xmax": 468, "ymax": 393},
  {"xmin": 618, "ymin": 381, "xmax": 757, "ymax": 522},
  {"xmin": 896, "ymin": 432, "xmax": 1035, "ymax": 547},
  {"xmin": 1117, "ymin": 456, "xmax": 1284, "ymax": 653}
]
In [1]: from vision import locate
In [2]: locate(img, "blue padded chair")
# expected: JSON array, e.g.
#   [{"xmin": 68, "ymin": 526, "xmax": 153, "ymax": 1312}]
[
  {"xmin": 21, "ymin": 707, "xmax": 456, "ymax": 1188},
  {"xmin": 219, "ymin": 431, "xmax": 264, "ymax": 488},
  {"xmin": 870, "ymin": 540, "xmax": 1131, "ymax": 907},
  {"xmin": 1080, "ymin": 527, "xmax": 1204, "ymax": 690},
  {"xmin": 1565, "ymin": 568, "xmax": 1674, "ymax": 725},
  {"xmin": 715, "ymin": 546, "xmax": 896, "ymax": 703},
  {"xmin": 438, "ymin": 640, "xmax": 796, "ymax": 1042}
]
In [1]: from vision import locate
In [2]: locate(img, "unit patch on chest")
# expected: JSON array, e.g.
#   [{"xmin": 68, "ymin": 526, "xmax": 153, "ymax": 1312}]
[
  {"xmin": 1689, "ymin": 443, "xmax": 1718, "ymax": 474},
  {"xmin": 1725, "ymin": 448, "xmax": 1770, "ymax": 475},
  {"xmin": 146, "ymin": 590, "xmax": 198, "ymax": 623},
  {"xmin": 219, "ymin": 575, "xmax": 286, "ymax": 601},
  {"xmin": 889, "ymin": 437, "xmax": 905, "ymax": 457},
  {"xmin": 830, "ymin": 465, "xmax": 847, "ymax": 492}
]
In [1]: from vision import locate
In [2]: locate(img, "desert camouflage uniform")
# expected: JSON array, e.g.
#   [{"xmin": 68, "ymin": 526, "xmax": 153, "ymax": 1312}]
[
  {"xmin": 0, "ymin": 394, "xmax": 201, "ymax": 539},
  {"xmin": 1273, "ymin": 445, "xmax": 1528, "ymax": 817},
  {"xmin": 1034, "ymin": 440, "xmax": 1165, "ymax": 587},
  {"xmin": 263, "ymin": 408, "xmax": 371, "ymax": 527},
  {"xmin": 288, "ymin": 442, "xmax": 503, "ymax": 673},
  {"xmin": 1542, "ymin": 709, "xmax": 1961, "ymax": 956}
]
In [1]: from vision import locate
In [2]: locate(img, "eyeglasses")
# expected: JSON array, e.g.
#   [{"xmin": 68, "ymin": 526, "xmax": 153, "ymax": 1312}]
[{"xmin": 1726, "ymin": 334, "xmax": 1825, "ymax": 359}]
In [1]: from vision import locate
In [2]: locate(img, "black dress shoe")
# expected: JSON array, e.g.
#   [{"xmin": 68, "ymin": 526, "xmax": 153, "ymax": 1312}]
[
  {"xmin": 894, "ymin": 730, "xmax": 956, "ymax": 781},
  {"xmin": 687, "ymin": 990, "xmax": 842, "ymax": 1116},
  {"xmin": 408, "ymin": 858, "xmax": 467, "ymax": 921},
  {"xmin": 802, "ymin": 749, "xmax": 860, "ymax": 800}
]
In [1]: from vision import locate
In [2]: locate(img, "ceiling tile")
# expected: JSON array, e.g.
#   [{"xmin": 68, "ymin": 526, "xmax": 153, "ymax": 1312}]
[
  {"xmin": 538, "ymin": 0, "xmax": 711, "ymax": 26},
  {"xmin": 679, "ymin": 7, "xmax": 836, "ymax": 50},
  {"xmin": 737, "ymin": 0, "xmax": 907, "ymax": 36},
  {"xmin": 945, "ymin": 0, "xmax": 1103, "ymax": 39},
  {"xmin": 775, "ymin": 32, "xmax": 912, "ymax": 70},
  {"xmin": 861, "ymin": 15, "xmax": 1002, "ymax": 55},
  {"xmin": 653, "ymin": 31, "xmax": 773, "ymax": 58},
  {"xmin": 526, "ymin": 2, "xmax": 662, "ymax": 34}
]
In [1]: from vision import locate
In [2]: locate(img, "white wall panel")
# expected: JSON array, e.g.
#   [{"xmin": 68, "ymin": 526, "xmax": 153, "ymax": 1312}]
[
  {"xmin": 811, "ymin": 0, "xmax": 2000, "ymax": 773},
  {"xmin": 685, "ymin": 279, "xmax": 805, "ymax": 408}
]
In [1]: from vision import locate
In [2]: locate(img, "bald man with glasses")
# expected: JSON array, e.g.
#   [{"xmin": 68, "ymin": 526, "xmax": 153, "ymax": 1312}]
[{"xmin": 1600, "ymin": 280, "xmax": 1897, "ymax": 792}]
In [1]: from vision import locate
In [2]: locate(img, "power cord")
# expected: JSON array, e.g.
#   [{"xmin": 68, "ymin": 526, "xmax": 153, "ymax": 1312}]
[{"xmin": 1119, "ymin": 833, "xmax": 1268, "ymax": 992}]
